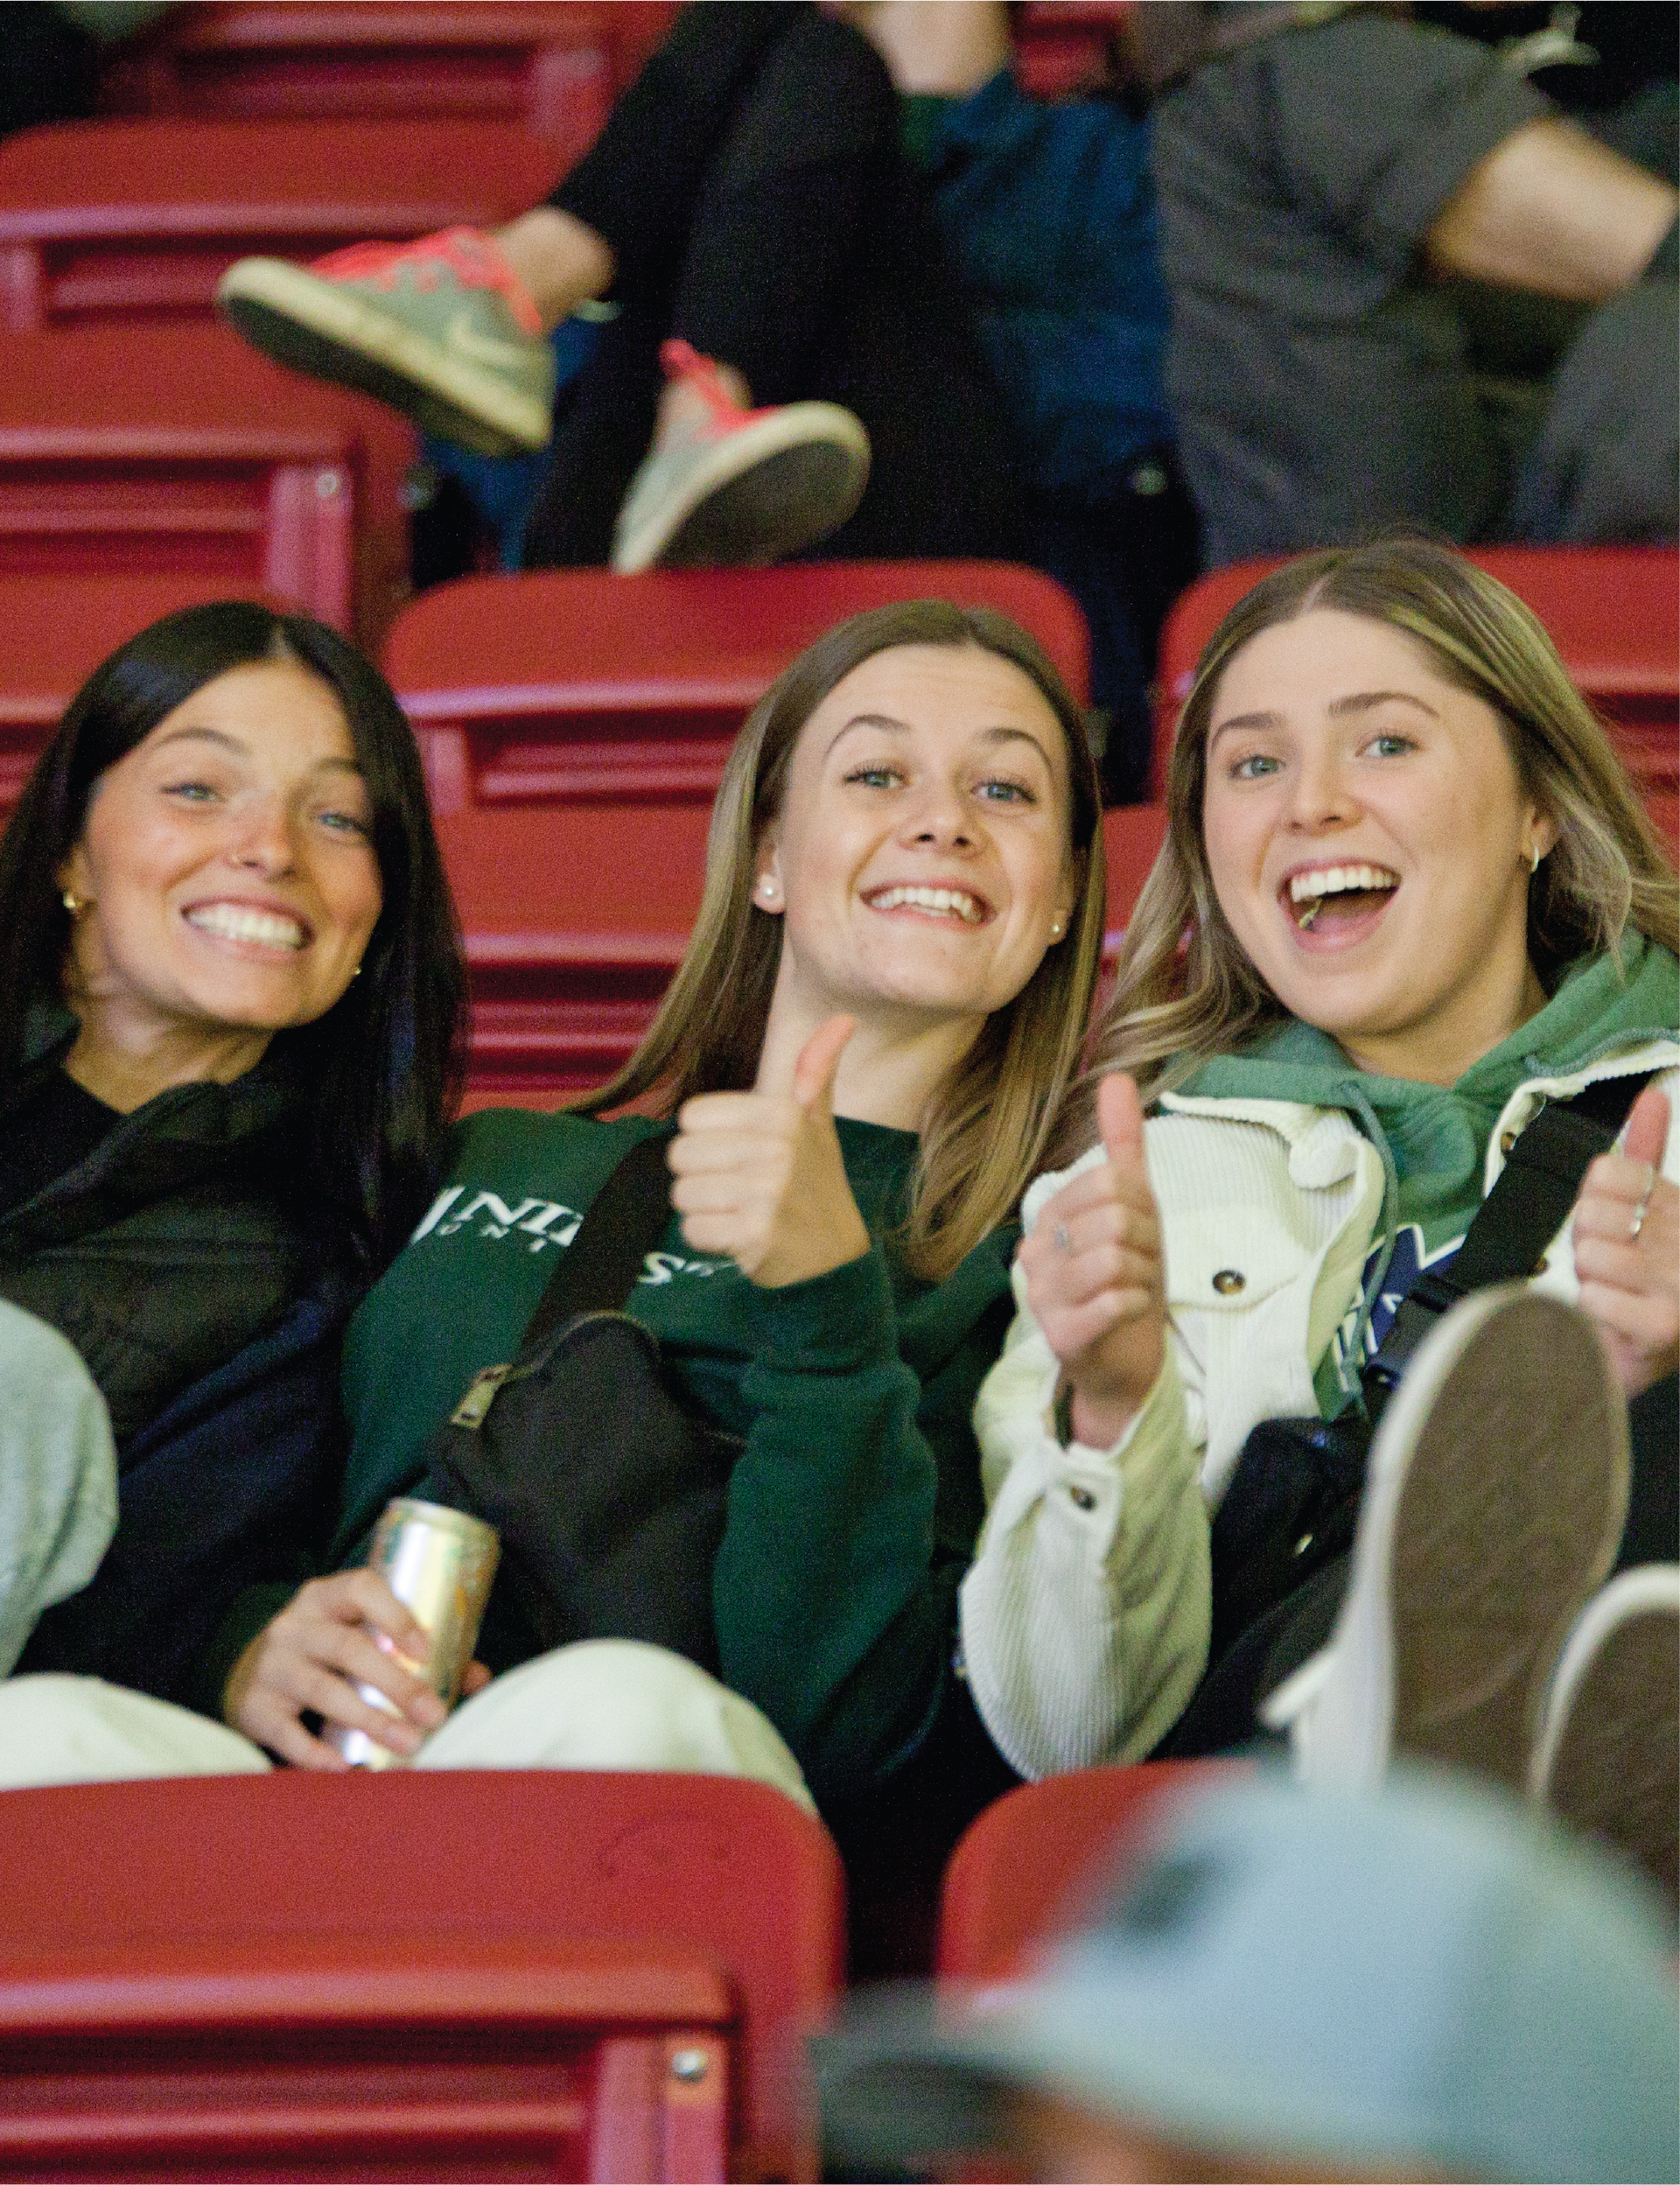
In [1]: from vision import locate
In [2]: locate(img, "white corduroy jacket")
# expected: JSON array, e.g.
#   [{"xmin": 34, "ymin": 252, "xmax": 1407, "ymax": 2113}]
[{"xmin": 959, "ymin": 1039, "xmax": 1680, "ymax": 1780}]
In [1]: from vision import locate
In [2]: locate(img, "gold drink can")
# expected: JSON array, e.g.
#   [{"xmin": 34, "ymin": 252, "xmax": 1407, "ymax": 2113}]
[{"xmin": 326, "ymin": 1497, "xmax": 500, "ymax": 1771}]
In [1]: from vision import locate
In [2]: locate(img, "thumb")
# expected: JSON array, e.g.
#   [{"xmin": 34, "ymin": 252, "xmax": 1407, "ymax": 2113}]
[
  {"xmin": 1097, "ymin": 1070, "xmax": 1147, "ymax": 1177},
  {"xmin": 792, "ymin": 1014, "xmax": 857, "ymax": 1117},
  {"xmin": 1621, "ymin": 1082, "xmax": 1670, "ymax": 1171}
]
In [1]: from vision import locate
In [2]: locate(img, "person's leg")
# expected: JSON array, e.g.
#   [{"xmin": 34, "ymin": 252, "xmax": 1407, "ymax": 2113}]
[
  {"xmin": 414, "ymin": 1638, "xmax": 816, "ymax": 1815},
  {"xmin": 0, "ymin": 1300, "xmax": 117, "ymax": 1677},
  {"xmin": 0, "ymin": 1677, "xmax": 270, "ymax": 1789},
  {"xmin": 1502, "ymin": 274, "xmax": 1680, "ymax": 543}
]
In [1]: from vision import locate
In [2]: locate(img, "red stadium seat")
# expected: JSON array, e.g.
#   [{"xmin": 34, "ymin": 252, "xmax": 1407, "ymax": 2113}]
[
  {"xmin": 384, "ymin": 563, "xmax": 1092, "ymax": 815},
  {"xmin": 0, "ymin": 324, "xmax": 408, "ymax": 638},
  {"xmin": 0, "ymin": 117, "xmax": 556, "ymax": 334},
  {"xmin": 97, "ymin": 3, "xmax": 678, "ymax": 146},
  {"xmin": 0, "ymin": 573, "xmax": 300, "ymax": 827},
  {"xmin": 1102, "ymin": 802, "xmax": 1168, "ymax": 949},
  {"xmin": 1152, "ymin": 546, "xmax": 1680, "ymax": 800},
  {"xmin": 938, "ymin": 1760, "xmax": 1246, "ymax": 1983},
  {"xmin": 0, "ymin": 1768, "xmax": 843, "ymax": 2182},
  {"xmin": 437, "ymin": 799, "xmax": 708, "ymax": 1103},
  {"xmin": 1013, "ymin": 1, "xmax": 1137, "ymax": 98}
]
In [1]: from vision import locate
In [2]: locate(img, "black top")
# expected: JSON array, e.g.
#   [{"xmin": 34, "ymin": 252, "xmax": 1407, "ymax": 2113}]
[{"xmin": 0, "ymin": 1067, "xmax": 119, "ymax": 1216}]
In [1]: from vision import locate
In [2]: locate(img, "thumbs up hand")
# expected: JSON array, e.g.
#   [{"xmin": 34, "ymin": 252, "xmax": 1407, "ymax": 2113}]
[
  {"xmin": 1018, "ymin": 1071, "xmax": 1166, "ymax": 1446},
  {"xmin": 1570, "ymin": 1082, "xmax": 1677, "ymax": 1398},
  {"xmin": 668, "ymin": 1013, "xmax": 873, "ymax": 1286}
]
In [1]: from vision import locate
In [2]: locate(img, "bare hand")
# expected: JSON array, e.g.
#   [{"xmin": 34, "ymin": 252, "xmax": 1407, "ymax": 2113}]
[
  {"xmin": 1018, "ymin": 1072, "xmax": 1165, "ymax": 1446},
  {"xmin": 223, "ymin": 1568, "xmax": 452, "ymax": 1769},
  {"xmin": 668, "ymin": 1013, "xmax": 872, "ymax": 1286},
  {"xmin": 1571, "ymin": 1083, "xmax": 1678, "ymax": 1399}
]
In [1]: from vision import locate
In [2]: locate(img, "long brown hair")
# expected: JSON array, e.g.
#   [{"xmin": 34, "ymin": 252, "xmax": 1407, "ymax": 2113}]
[
  {"xmin": 577, "ymin": 600, "xmax": 1106, "ymax": 1279},
  {"xmin": 1053, "ymin": 539, "xmax": 1677, "ymax": 1164}
]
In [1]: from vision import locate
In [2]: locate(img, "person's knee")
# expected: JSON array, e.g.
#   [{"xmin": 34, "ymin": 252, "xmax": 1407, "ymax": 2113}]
[{"xmin": 416, "ymin": 1639, "xmax": 816, "ymax": 1810}]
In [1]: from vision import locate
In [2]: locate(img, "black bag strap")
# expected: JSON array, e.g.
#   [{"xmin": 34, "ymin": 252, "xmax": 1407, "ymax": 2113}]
[
  {"xmin": 521, "ymin": 1131, "xmax": 676, "ymax": 1354},
  {"xmin": 1365, "ymin": 1069, "xmax": 1653, "ymax": 1406}
]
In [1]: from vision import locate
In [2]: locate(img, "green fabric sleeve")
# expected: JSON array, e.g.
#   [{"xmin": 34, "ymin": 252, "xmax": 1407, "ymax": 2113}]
[{"xmin": 711, "ymin": 1240, "xmax": 976, "ymax": 1803}]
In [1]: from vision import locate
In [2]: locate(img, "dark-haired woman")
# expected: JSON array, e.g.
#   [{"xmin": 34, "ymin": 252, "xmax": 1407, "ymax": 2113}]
[{"xmin": 0, "ymin": 602, "xmax": 467, "ymax": 1706}]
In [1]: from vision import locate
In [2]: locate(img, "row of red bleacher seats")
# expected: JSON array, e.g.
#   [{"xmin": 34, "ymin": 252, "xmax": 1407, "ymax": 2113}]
[{"xmin": 0, "ymin": 1755, "xmax": 1236, "ymax": 2181}]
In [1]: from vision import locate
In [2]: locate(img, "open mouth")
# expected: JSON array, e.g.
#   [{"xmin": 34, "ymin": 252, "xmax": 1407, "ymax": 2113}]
[
  {"xmin": 863, "ymin": 883, "xmax": 990, "ymax": 926},
  {"xmin": 1283, "ymin": 862, "xmax": 1399, "ymax": 935},
  {"xmin": 184, "ymin": 902, "xmax": 309, "ymax": 953}
]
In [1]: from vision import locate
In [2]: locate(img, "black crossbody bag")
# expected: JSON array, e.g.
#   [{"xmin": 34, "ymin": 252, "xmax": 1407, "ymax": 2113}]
[
  {"xmin": 415, "ymin": 1133, "xmax": 741, "ymax": 1677},
  {"xmin": 1207, "ymin": 1073, "xmax": 1652, "ymax": 1663}
]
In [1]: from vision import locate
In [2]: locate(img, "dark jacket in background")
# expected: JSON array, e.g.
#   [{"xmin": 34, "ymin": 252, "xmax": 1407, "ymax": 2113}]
[{"xmin": 4, "ymin": 1011, "xmax": 360, "ymax": 1707}]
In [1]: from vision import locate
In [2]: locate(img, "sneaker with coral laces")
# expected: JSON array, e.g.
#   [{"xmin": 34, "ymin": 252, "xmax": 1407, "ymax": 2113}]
[
  {"xmin": 1530, "ymin": 1564, "xmax": 1679, "ymax": 1916},
  {"xmin": 215, "ymin": 227, "xmax": 556, "ymax": 457},
  {"xmin": 611, "ymin": 340, "xmax": 870, "ymax": 573},
  {"xmin": 1261, "ymin": 1286, "xmax": 1629, "ymax": 1794}
]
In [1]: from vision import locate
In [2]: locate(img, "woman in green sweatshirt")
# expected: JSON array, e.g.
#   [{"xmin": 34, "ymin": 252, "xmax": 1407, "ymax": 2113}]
[
  {"xmin": 970, "ymin": 541, "xmax": 1677, "ymax": 1833},
  {"xmin": 205, "ymin": 599, "xmax": 1105, "ymax": 1813}
]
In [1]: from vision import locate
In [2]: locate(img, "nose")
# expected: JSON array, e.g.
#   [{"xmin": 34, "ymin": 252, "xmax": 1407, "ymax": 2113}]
[
  {"xmin": 1284, "ymin": 744, "xmax": 1359, "ymax": 833},
  {"xmin": 900, "ymin": 775, "xmax": 976, "ymax": 851},
  {"xmin": 225, "ymin": 791, "xmax": 299, "ymax": 876}
]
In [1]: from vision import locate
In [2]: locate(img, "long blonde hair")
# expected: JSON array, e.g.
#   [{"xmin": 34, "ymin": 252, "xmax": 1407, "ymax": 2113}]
[
  {"xmin": 1054, "ymin": 539, "xmax": 1677, "ymax": 1163},
  {"xmin": 577, "ymin": 600, "xmax": 1107, "ymax": 1280}
]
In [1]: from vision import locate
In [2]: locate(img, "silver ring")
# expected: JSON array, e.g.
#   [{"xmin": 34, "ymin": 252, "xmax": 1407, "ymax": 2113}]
[
  {"xmin": 1053, "ymin": 1222, "xmax": 1073, "ymax": 1255},
  {"xmin": 1628, "ymin": 1164, "xmax": 1656, "ymax": 1242}
]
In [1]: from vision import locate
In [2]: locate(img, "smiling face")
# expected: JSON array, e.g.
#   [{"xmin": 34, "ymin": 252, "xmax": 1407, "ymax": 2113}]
[
  {"xmin": 59, "ymin": 658, "xmax": 383, "ymax": 1096},
  {"xmin": 755, "ymin": 642, "xmax": 1078, "ymax": 1048},
  {"xmin": 1200, "ymin": 608, "xmax": 1556, "ymax": 1084}
]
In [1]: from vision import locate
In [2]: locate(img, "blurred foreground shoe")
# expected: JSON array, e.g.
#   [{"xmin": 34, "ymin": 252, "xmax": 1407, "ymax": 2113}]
[
  {"xmin": 611, "ymin": 340, "xmax": 870, "ymax": 573},
  {"xmin": 216, "ymin": 227, "xmax": 556, "ymax": 458},
  {"xmin": 1530, "ymin": 1563, "xmax": 1679, "ymax": 1916},
  {"xmin": 1263, "ymin": 1287, "xmax": 1629, "ymax": 1791}
]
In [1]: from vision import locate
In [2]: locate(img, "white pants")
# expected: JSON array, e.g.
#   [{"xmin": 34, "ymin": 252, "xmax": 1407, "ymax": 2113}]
[
  {"xmin": 0, "ymin": 1639, "xmax": 815, "ymax": 1812},
  {"xmin": 0, "ymin": 1299, "xmax": 117, "ymax": 1675}
]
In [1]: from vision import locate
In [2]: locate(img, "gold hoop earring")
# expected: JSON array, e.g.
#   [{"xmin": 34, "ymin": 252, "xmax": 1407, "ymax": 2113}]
[{"xmin": 61, "ymin": 890, "xmax": 86, "ymax": 916}]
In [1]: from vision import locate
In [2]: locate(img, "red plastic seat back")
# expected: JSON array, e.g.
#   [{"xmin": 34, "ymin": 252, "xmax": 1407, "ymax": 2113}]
[
  {"xmin": 938, "ymin": 1760, "xmax": 1247, "ymax": 1983},
  {"xmin": 0, "ymin": 1768, "xmax": 844, "ymax": 2181},
  {"xmin": 384, "ymin": 563, "xmax": 1091, "ymax": 816},
  {"xmin": 97, "ymin": 3, "xmax": 678, "ymax": 145}
]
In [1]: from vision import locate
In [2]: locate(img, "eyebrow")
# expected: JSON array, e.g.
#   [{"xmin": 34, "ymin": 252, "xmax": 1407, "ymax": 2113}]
[
  {"xmin": 824, "ymin": 711, "xmax": 1058, "ymax": 773},
  {"xmin": 1208, "ymin": 689, "xmax": 1441, "ymax": 746},
  {"xmin": 150, "ymin": 725, "xmax": 363, "ymax": 775}
]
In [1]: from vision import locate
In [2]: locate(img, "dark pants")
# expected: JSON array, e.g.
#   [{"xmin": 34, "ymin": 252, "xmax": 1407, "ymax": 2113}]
[
  {"xmin": 523, "ymin": 1, "xmax": 1025, "ymax": 568},
  {"xmin": 1159, "ymin": 1371, "xmax": 1680, "ymax": 1759}
]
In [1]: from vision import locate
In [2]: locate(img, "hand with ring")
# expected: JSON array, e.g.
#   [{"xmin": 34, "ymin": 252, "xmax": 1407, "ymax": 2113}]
[
  {"xmin": 1017, "ymin": 1072, "xmax": 1166, "ymax": 1446},
  {"xmin": 1569, "ymin": 1084, "xmax": 1677, "ymax": 1399}
]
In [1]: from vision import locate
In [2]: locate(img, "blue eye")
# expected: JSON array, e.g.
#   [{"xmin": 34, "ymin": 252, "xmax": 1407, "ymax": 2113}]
[
  {"xmin": 1368, "ymin": 732, "xmax": 1415, "ymax": 759},
  {"xmin": 844, "ymin": 765, "xmax": 899, "ymax": 789},
  {"xmin": 318, "ymin": 809, "xmax": 371, "ymax": 836},
  {"xmin": 1229, "ymin": 753, "xmax": 1280, "ymax": 781},
  {"xmin": 164, "ymin": 781, "xmax": 220, "ymax": 802},
  {"xmin": 976, "ymin": 777, "xmax": 1033, "ymax": 804}
]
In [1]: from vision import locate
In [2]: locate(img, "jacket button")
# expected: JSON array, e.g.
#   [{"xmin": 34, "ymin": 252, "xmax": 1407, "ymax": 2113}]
[
  {"xmin": 1499, "ymin": 1129, "xmax": 1517, "ymax": 1155},
  {"xmin": 1212, "ymin": 1268, "xmax": 1245, "ymax": 1294},
  {"xmin": 1068, "ymin": 1485, "xmax": 1096, "ymax": 1511}
]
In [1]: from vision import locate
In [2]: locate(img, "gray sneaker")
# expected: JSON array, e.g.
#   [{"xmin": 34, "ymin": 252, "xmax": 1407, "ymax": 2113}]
[
  {"xmin": 216, "ymin": 227, "xmax": 556, "ymax": 457},
  {"xmin": 1531, "ymin": 1564, "xmax": 1679, "ymax": 1916},
  {"xmin": 611, "ymin": 340, "xmax": 870, "ymax": 573},
  {"xmin": 1263, "ymin": 1286, "xmax": 1630, "ymax": 1794}
]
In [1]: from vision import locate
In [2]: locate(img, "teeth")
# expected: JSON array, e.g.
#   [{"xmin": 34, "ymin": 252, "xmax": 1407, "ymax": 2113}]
[
  {"xmin": 1288, "ymin": 863, "xmax": 1398, "ymax": 903},
  {"xmin": 868, "ymin": 885, "xmax": 984, "ymax": 923},
  {"xmin": 186, "ymin": 904, "xmax": 306, "ymax": 950}
]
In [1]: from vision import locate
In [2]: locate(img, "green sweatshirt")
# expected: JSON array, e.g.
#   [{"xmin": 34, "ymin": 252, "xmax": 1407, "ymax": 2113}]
[
  {"xmin": 335, "ymin": 1105, "xmax": 1018, "ymax": 1802},
  {"xmin": 1180, "ymin": 938, "xmax": 1679, "ymax": 1411}
]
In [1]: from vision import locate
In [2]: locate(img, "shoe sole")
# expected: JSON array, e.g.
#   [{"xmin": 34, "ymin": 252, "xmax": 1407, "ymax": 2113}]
[
  {"xmin": 1533, "ymin": 1574, "xmax": 1679, "ymax": 1915},
  {"xmin": 1376, "ymin": 1288, "xmax": 1629, "ymax": 1791},
  {"xmin": 611, "ymin": 406, "xmax": 870, "ymax": 573},
  {"xmin": 216, "ymin": 258, "xmax": 552, "ymax": 458}
]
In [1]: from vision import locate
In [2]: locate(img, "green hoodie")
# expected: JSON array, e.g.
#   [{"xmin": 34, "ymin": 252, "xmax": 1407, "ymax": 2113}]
[
  {"xmin": 332, "ymin": 1104, "xmax": 1018, "ymax": 1803},
  {"xmin": 1180, "ymin": 938, "xmax": 1678, "ymax": 1412}
]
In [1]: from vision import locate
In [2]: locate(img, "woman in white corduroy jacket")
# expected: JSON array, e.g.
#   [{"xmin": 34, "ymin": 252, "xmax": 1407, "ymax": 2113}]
[{"xmin": 957, "ymin": 541, "xmax": 1680, "ymax": 1782}]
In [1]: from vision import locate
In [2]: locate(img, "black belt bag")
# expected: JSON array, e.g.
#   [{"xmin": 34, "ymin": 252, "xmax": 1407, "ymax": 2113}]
[
  {"xmin": 1207, "ymin": 1072, "xmax": 1652, "ymax": 1663},
  {"xmin": 416, "ymin": 1133, "xmax": 740, "ymax": 1677}
]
